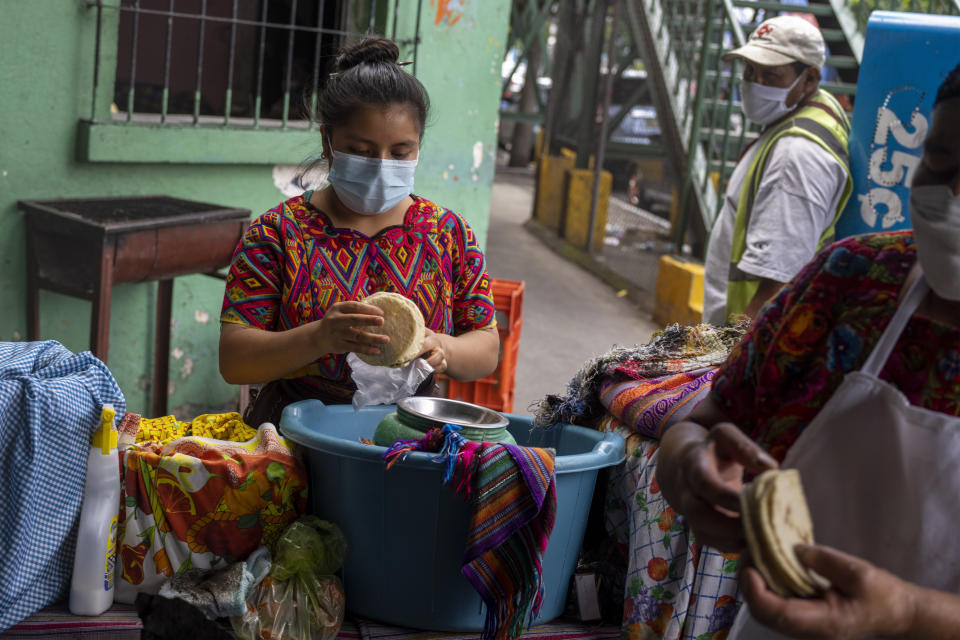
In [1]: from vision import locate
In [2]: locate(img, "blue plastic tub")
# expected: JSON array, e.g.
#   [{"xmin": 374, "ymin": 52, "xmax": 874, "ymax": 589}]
[{"xmin": 280, "ymin": 400, "xmax": 625, "ymax": 631}]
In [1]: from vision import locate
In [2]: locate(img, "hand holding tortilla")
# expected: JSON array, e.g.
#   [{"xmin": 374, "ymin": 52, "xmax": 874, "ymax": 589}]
[
  {"xmin": 741, "ymin": 544, "xmax": 919, "ymax": 639},
  {"xmin": 354, "ymin": 291, "xmax": 425, "ymax": 367}
]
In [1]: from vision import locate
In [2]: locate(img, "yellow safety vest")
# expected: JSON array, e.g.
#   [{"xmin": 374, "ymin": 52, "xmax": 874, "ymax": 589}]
[{"xmin": 726, "ymin": 89, "xmax": 853, "ymax": 321}]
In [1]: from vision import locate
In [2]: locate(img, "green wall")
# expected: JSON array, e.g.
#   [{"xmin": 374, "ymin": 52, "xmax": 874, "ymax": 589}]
[{"xmin": 0, "ymin": 0, "xmax": 509, "ymax": 417}]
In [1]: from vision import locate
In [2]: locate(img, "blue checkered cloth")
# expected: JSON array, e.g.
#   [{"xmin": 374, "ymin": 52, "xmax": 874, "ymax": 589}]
[{"xmin": 0, "ymin": 341, "xmax": 125, "ymax": 631}]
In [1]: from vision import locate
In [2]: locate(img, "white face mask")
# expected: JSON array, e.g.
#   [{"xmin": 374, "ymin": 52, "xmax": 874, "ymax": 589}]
[
  {"xmin": 909, "ymin": 184, "xmax": 960, "ymax": 300},
  {"xmin": 739, "ymin": 72, "xmax": 805, "ymax": 126},
  {"xmin": 326, "ymin": 140, "xmax": 418, "ymax": 215}
]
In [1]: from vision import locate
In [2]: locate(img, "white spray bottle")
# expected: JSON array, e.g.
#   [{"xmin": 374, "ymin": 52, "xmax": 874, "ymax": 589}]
[{"xmin": 69, "ymin": 405, "xmax": 120, "ymax": 616}]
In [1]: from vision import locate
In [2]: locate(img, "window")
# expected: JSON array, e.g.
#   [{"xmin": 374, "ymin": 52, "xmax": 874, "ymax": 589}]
[{"xmin": 79, "ymin": 0, "xmax": 423, "ymax": 163}]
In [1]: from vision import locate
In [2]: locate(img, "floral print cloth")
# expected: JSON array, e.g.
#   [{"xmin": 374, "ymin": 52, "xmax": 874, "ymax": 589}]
[
  {"xmin": 600, "ymin": 416, "xmax": 741, "ymax": 640},
  {"xmin": 712, "ymin": 231, "xmax": 960, "ymax": 461},
  {"xmin": 220, "ymin": 194, "xmax": 497, "ymax": 402},
  {"xmin": 115, "ymin": 412, "xmax": 307, "ymax": 603}
]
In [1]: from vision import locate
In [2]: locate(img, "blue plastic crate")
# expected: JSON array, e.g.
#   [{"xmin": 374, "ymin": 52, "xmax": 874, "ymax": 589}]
[{"xmin": 279, "ymin": 400, "xmax": 625, "ymax": 631}]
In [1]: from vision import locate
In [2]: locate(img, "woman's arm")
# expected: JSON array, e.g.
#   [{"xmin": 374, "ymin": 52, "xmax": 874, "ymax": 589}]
[
  {"xmin": 657, "ymin": 409, "xmax": 777, "ymax": 552},
  {"xmin": 219, "ymin": 301, "xmax": 388, "ymax": 384},
  {"xmin": 419, "ymin": 327, "xmax": 500, "ymax": 381}
]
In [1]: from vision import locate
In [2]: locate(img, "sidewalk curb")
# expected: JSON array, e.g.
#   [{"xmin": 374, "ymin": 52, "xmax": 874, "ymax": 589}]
[{"xmin": 522, "ymin": 218, "xmax": 655, "ymax": 316}]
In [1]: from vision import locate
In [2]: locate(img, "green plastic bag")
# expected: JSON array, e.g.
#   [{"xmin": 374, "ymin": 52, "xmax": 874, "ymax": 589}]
[{"xmin": 232, "ymin": 517, "xmax": 347, "ymax": 640}]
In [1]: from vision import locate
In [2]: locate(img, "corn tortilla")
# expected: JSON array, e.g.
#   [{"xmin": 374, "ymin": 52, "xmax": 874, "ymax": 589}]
[
  {"xmin": 742, "ymin": 469, "xmax": 827, "ymax": 597},
  {"xmin": 355, "ymin": 291, "xmax": 425, "ymax": 367}
]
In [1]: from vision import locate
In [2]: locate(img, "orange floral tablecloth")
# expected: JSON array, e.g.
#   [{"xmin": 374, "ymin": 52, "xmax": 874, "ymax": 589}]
[{"xmin": 114, "ymin": 412, "xmax": 307, "ymax": 603}]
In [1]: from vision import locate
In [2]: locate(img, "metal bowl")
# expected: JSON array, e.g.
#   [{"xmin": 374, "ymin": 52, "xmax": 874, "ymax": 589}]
[{"xmin": 397, "ymin": 396, "xmax": 509, "ymax": 430}]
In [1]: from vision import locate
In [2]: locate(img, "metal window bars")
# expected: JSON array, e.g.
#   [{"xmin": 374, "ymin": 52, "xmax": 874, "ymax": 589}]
[{"xmin": 88, "ymin": 0, "xmax": 422, "ymax": 129}]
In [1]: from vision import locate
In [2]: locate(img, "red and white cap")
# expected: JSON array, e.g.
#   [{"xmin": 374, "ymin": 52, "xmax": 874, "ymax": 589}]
[{"xmin": 723, "ymin": 15, "xmax": 825, "ymax": 68}]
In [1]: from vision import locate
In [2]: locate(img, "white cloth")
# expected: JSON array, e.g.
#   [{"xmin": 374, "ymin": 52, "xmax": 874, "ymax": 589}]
[
  {"xmin": 702, "ymin": 133, "xmax": 847, "ymax": 325},
  {"xmin": 731, "ymin": 273, "xmax": 960, "ymax": 639}
]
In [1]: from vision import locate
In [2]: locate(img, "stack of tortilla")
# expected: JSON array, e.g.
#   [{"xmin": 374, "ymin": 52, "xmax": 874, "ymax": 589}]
[
  {"xmin": 356, "ymin": 291, "xmax": 425, "ymax": 367},
  {"xmin": 740, "ymin": 469, "xmax": 829, "ymax": 597}
]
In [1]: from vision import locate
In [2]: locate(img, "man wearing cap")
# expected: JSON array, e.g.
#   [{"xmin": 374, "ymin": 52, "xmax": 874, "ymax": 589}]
[{"xmin": 701, "ymin": 15, "xmax": 852, "ymax": 325}]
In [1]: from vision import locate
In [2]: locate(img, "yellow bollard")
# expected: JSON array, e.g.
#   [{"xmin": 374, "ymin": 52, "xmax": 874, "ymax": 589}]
[
  {"xmin": 533, "ymin": 154, "xmax": 576, "ymax": 231},
  {"xmin": 653, "ymin": 254, "xmax": 705, "ymax": 327},
  {"xmin": 561, "ymin": 168, "xmax": 612, "ymax": 252}
]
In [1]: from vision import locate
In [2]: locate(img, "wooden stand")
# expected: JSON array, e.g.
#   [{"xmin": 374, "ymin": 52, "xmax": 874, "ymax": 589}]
[{"xmin": 20, "ymin": 195, "xmax": 249, "ymax": 417}]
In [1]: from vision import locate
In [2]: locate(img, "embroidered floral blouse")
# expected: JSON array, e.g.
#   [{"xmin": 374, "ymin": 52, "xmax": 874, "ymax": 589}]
[
  {"xmin": 712, "ymin": 231, "xmax": 960, "ymax": 461},
  {"xmin": 220, "ymin": 193, "xmax": 496, "ymax": 400}
]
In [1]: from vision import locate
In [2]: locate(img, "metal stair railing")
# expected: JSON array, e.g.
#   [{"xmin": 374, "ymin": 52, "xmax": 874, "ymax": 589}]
[
  {"xmin": 624, "ymin": 0, "xmax": 724, "ymax": 251},
  {"xmin": 674, "ymin": 0, "xmax": 760, "ymax": 250}
]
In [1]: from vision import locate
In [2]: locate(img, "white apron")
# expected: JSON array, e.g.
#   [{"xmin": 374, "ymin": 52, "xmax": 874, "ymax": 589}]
[{"xmin": 731, "ymin": 273, "xmax": 960, "ymax": 639}]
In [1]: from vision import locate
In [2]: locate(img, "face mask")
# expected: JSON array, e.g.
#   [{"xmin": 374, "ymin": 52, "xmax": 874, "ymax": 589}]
[
  {"xmin": 910, "ymin": 184, "xmax": 960, "ymax": 300},
  {"xmin": 326, "ymin": 142, "xmax": 418, "ymax": 215},
  {"xmin": 739, "ymin": 72, "xmax": 804, "ymax": 126}
]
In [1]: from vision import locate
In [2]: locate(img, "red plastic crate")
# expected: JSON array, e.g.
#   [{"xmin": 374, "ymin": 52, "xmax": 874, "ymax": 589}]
[
  {"xmin": 439, "ymin": 278, "xmax": 524, "ymax": 413},
  {"xmin": 492, "ymin": 278, "xmax": 524, "ymax": 338}
]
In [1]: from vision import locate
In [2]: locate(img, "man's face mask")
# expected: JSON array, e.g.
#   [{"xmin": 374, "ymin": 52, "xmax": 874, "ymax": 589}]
[
  {"xmin": 910, "ymin": 184, "xmax": 960, "ymax": 300},
  {"xmin": 739, "ymin": 70, "xmax": 805, "ymax": 126},
  {"xmin": 326, "ymin": 137, "xmax": 418, "ymax": 215}
]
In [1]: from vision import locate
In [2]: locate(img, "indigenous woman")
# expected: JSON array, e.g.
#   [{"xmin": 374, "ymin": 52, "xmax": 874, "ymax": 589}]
[{"xmin": 219, "ymin": 37, "xmax": 499, "ymax": 426}]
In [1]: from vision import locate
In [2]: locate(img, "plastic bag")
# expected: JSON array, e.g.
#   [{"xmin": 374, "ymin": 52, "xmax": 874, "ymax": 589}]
[
  {"xmin": 231, "ymin": 517, "xmax": 348, "ymax": 640},
  {"xmin": 347, "ymin": 352, "xmax": 434, "ymax": 410}
]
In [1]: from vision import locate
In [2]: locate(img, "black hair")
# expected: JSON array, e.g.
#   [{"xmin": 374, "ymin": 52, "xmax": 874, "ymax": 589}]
[
  {"xmin": 934, "ymin": 62, "xmax": 960, "ymax": 108},
  {"xmin": 791, "ymin": 61, "xmax": 809, "ymax": 77},
  {"xmin": 317, "ymin": 37, "xmax": 430, "ymax": 138}
]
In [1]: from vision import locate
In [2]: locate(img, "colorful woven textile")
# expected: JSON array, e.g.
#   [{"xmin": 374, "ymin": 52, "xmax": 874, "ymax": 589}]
[
  {"xmin": 0, "ymin": 341, "xmax": 126, "ymax": 632},
  {"xmin": 220, "ymin": 193, "xmax": 497, "ymax": 402},
  {"xmin": 713, "ymin": 231, "xmax": 960, "ymax": 461},
  {"xmin": 532, "ymin": 323, "xmax": 746, "ymax": 431},
  {"xmin": 355, "ymin": 618, "xmax": 620, "ymax": 640},
  {"xmin": 598, "ymin": 368, "xmax": 717, "ymax": 439},
  {"xmin": 0, "ymin": 605, "xmax": 367, "ymax": 639},
  {"xmin": 384, "ymin": 427, "xmax": 557, "ymax": 640},
  {"xmin": 115, "ymin": 413, "xmax": 307, "ymax": 604},
  {"xmin": 0, "ymin": 603, "xmax": 141, "ymax": 639},
  {"xmin": 545, "ymin": 328, "xmax": 746, "ymax": 638}
]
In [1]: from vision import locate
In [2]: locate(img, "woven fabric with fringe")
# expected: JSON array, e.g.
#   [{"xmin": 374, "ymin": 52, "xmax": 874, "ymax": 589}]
[
  {"xmin": 384, "ymin": 426, "xmax": 557, "ymax": 640},
  {"xmin": 532, "ymin": 322, "xmax": 748, "ymax": 430}
]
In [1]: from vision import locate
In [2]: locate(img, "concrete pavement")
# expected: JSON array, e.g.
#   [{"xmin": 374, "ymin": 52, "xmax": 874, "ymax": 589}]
[{"xmin": 483, "ymin": 166, "xmax": 661, "ymax": 416}]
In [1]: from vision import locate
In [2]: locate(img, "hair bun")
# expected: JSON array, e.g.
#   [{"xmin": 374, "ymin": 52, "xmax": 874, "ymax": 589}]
[{"xmin": 335, "ymin": 37, "xmax": 400, "ymax": 73}]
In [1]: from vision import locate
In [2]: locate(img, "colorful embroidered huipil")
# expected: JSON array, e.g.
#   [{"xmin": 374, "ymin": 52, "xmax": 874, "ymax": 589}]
[{"xmin": 221, "ymin": 194, "xmax": 497, "ymax": 401}]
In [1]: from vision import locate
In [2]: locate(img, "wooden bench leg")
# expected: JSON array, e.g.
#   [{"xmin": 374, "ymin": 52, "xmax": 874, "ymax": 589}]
[
  {"xmin": 238, "ymin": 384, "xmax": 251, "ymax": 417},
  {"xmin": 25, "ymin": 219, "xmax": 39, "ymax": 342},
  {"xmin": 90, "ymin": 240, "xmax": 115, "ymax": 363},
  {"xmin": 152, "ymin": 279, "xmax": 173, "ymax": 417}
]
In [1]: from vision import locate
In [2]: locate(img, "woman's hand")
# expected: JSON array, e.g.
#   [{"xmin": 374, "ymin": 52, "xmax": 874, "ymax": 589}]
[
  {"xmin": 414, "ymin": 327, "xmax": 497, "ymax": 380},
  {"xmin": 316, "ymin": 301, "xmax": 389, "ymax": 356},
  {"xmin": 657, "ymin": 421, "xmax": 777, "ymax": 552},
  {"xmin": 418, "ymin": 328, "xmax": 448, "ymax": 374},
  {"xmin": 742, "ymin": 544, "xmax": 916, "ymax": 639}
]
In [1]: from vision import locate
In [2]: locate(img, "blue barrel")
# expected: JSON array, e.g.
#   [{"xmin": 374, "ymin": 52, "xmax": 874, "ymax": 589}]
[{"xmin": 835, "ymin": 11, "xmax": 960, "ymax": 239}]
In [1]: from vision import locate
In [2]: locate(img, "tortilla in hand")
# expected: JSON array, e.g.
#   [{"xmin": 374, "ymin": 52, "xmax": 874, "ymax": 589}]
[
  {"xmin": 741, "ymin": 469, "xmax": 829, "ymax": 597},
  {"xmin": 355, "ymin": 291, "xmax": 425, "ymax": 367}
]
